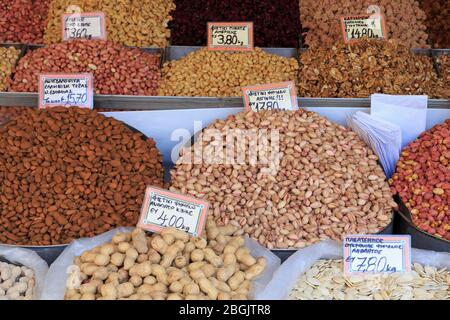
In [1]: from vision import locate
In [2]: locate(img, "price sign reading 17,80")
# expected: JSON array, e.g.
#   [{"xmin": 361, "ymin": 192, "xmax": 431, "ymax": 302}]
[{"xmin": 138, "ymin": 186, "xmax": 209, "ymax": 237}]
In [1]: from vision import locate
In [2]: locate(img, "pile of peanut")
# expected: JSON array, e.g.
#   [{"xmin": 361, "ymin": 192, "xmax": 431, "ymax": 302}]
[
  {"xmin": 0, "ymin": 47, "xmax": 21, "ymax": 92},
  {"xmin": 170, "ymin": 110, "xmax": 396, "ymax": 249},
  {"xmin": 44, "ymin": 0, "xmax": 175, "ymax": 47},
  {"xmin": 158, "ymin": 48, "xmax": 299, "ymax": 97},
  {"xmin": 300, "ymin": 0, "xmax": 429, "ymax": 48},
  {"xmin": 9, "ymin": 40, "xmax": 161, "ymax": 96},
  {"xmin": 0, "ymin": 0, "xmax": 50, "ymax": 44},
  {"xmin": 0, "ymin": 107, "xmax": 164, "ymax": 245},
  {"xmin": 0, "ymin": 261, "xmax": 35, "ymax": 300},
  {"xmin": 391, "ymin": 120, "xmax": 449, "ymax": 241},
  {"xmin": 298, "ymin": 39, "xmax": 445, "ymax": 98},
  {"xmin": 65, "ymin": 223, "xmax": 266, "ymax": 300}
]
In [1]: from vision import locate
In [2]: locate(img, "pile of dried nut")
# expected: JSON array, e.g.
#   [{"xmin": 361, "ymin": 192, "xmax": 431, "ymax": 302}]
[
  {"xmin": 158, "ymin": 48, "xmax": 299, "ymax": 97},
  {"xmin": 0, "ymin": 107, "xmax": 164, "ymax": 245},
  {"xmin": 300, "ymin": 0, "xmax": 429, "ymax": 48},
  {"xmin": 65, "ymin": 224, "xmax": 266, "ymax": 300},
  {"xmin": 288, "ymin": 259, "xmax": 450, "ymax": 300},
  {"xmin": 0, "ymin": 261, "xmax": 35, "ymax": 300},
  {"xmin": 419, "ymin": 0, "xmax": 450, "ymax": 48},
  {"xmin": 9, "ymin": 40, "xmax": 161, "ymax": 96},
  {"xmin": 391, "ymin": 120, "xmax": 449, "ymax": 241},
  {"xmin": 44, "ymin": 0, "xmax": 175, "ymax": 47},
  {"xmin": 0, "ymin": 0, "xmax": 50, "ymax": 44},
  {"xmin": 0, "ymin": 106, "xmax": 29, "ymax": 126},
  {"xmin": 298, "ymin": 39, "xmax": 444, "ymax": 98},
  {"xmin": 0, "ymin": 47, "xmax": 21, "ymax": 92},
  {"xmin": 170, "ymin": 110, "xmax": 396, "ymax": 249}
]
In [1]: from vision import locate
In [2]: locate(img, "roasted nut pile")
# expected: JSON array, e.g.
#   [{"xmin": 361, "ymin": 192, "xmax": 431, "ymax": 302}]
[
  {"xmin": 0, "ymin": 261, "xmax": 35, "ymax": 300},
  {"xmin": 9, "ymin": 40, "xmax": 161, "ymax": 96},
  {"xmin": 170, "ymin": 0, "xmax": 300, "ymax": 47},
  {"xmin": 0, "ymin": 107, "xmax": 164, "ymax": 245},
  {"xmin": 300, "ymin": 0, "xmax": 428, "ymax": 48},
  {"xmin": 288, "ymin": 259, "xmax": 450, "ymax": 300},
  {"xmin": 299, "ymin": 39, "xmax": 443, "ymax": 98},
  {"xmin": 419, "ymin": 0, "xmax": 450, "ymax": 48},
  {"xmin": 159, "ymin": 48, "xmax": 299, "ymax": 97},
  {"xmin": 0, "ymin": 47, "xmax": 21, "ymax": 92},
  {"xmin": 44, "ymin": 0, "xmax": 175, "ymax": 47},
  {"xmin": 0, "ymin": 0, "xmax": 49, "ymax": 44},
  {"xmin": 0, "ymin": 107, "xmax": 29, "ymax": 127},
  {"xmin": 170, "ymin": 110, "xmax": 395, "ymax": 249},
  {"xmin": 65, "ymin": 224, "xmax": 266, "ymax": 300},
  {"xmin": 391, "ymin": 120, "xmax": 449, "ymax": 241}
]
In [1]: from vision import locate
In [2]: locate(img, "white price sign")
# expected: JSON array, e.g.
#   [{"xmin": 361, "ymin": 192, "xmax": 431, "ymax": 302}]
[
  {"xmin": 38, "ymin": 73, "xmax": 94, "ymax": 109},
  {"xmin": 242, "ymin": 81, "xmax": 298, "ymax": 112},
  {"xmin": 62, "ymin": 12, "xmax": 106, "ymax": 41},
  {"xmin": 207, "ymin": 22, "xmax": 254, "ymax": 51},
  {"xmin": 138, "ymin": 186, "xmax": 209, "ymax": 237},
  {"xmin": 340, "ymin": 14, "xmax": 387, "ymax": 44},
  {"xmin": 344, "ymin": 235, "xmax": 411, "ymax": 275}
]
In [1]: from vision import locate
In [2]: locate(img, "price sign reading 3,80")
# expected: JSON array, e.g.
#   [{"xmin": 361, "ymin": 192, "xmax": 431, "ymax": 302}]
[
  {"xmin": 344, "ymin": 235, "xmax": 411, "ymax": 275},
  {"xmin": 208, "ymin": 22, "xmax": 254, "ymax": 51},
  {"xmin": 340, "ymin": 14, "xmax": 387, "ymax": 44},
  {"xmin": 38, "ymin": 73, "xmax": 94, "ymax": 109},
  {"xmin": 138, "ymin": 186, "xmax": 209, "ymax": 237},
  {"xmin": 62, "ymin": 12, "xmax": 106, "ymax": 41}
]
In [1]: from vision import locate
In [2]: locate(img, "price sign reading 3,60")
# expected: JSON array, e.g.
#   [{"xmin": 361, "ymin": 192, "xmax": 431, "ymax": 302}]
[
  {"xmin": 138, "ymin": 186, "xmax": 209, "ymax": 237},
  {"xmin": 344, "ymin": 235, "xmax": 411, "ymax": 275},
  {"xmin": 62, "ymin": 12, "xmax": 106, "ymax": 41}
]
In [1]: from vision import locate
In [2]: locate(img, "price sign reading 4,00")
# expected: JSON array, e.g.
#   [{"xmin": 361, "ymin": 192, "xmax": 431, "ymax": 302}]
[
  {"xmin": 242, "ymin": 81, "xmax": 298, "ymax": 112},
  {"xmin": 62, "ymin": 12, "xmax": 106, "ymax": 41},
  {"xmin": 340, "ymin": 14, "xmax": 387, "ymax": 44},
  {"xmin": 344, "ymin": 235, "xmax": 411, "ymax": 275},
  {"xmin": 38, "ymin": 73, "xmax": 93, "ymax": 109},
  {"xmin": 137, "ymin": 186, "xmax": 209, "ymax": 237},
  {"xmin": 208, "ymin": 22, "xmax": 254, "ymax": 51}
]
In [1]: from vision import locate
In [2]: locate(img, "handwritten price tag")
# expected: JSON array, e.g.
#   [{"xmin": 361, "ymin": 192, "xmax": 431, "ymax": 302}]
[
  {"xmin": 62, "ymin": 12, "xmax": 106, "ymax": 41},
  {"xmin": 242, "ymin": 81, "xmax": 298, "ymax": 112},
  {"xmin": 138, "ymin": 186, "xmax": 209, "ymax": 237},
  {"xmin": 39, "ymin": 73, "xmax": 94, "ymax": 109},
  {"xmin": 208, "ymin": 22, "xmax": 254, "ymax": 51},
  {"xmin": 344, "ymin": 235, "xmax": 411, "ymax": 275},
  {"xmin": 340, "ymin": 14, "xmax": 387, "ymax": 44}
]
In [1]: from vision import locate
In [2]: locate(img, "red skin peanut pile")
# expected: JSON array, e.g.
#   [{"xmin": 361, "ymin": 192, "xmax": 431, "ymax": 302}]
[
  {"xmin": 0, "ymin": 0, "xmax": 50, "ymax": 44},
  {"xmin": 9, "ymin": 40, "xmax": 161, "ymax": 96},
  {"xmin": 391, "ymin": 120, "xmax": 450, "ymax": 241}
]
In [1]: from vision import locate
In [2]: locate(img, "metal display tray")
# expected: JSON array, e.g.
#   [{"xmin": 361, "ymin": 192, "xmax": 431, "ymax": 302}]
[{"xmin": 394, "ymin": 196, "xmax": 450, "ymax": 253}]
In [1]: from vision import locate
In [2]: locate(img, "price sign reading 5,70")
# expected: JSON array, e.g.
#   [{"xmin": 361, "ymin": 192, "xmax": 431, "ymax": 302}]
[
  {"xmin": 137, "ymin": 186, "xmax": 209, "ymax": 237},
  {"xmin": 344, "ymin": 235, "xmax": 411, "ymax": 275},
  {"xmin": 38, "ymin": 73, "xmax": 94, "ymax": 109}
]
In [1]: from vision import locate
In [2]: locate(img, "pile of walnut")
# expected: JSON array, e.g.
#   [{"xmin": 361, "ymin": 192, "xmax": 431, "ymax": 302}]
[
  {"xmin": 0, "ymin": 261, "xmax": 35, "ymax": 300},
  {"xmin": 65, "ymin": 222, "xmax": 266, "ymax": 300}
]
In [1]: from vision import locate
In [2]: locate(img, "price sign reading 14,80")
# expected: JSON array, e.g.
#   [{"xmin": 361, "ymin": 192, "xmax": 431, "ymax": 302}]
[
  {"xmin": 344, "ymin": 235, "xmax": 411, "ymax": 275},
  {"xmin": 340, "ymin": 14, "xmax": 387, "ymax": 44},
  {"xmin": 137, "ymin": 186, "xmax": 209, "ymax": 237}
]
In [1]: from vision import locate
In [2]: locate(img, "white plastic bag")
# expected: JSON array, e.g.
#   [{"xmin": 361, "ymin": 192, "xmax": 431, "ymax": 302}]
[
  {"xmin": 0, "ymin": 245, "xmax": 49, "ymax": 300},
  {"xmin": 42, "ymin": 227, "xmax": 281, "ymax": 300},
  {"xmin": 256, "ymin": 240, "xmax": 450, "ymax": 300}
]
